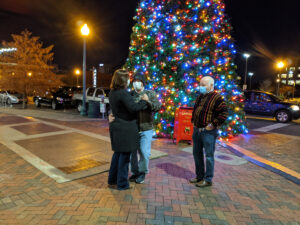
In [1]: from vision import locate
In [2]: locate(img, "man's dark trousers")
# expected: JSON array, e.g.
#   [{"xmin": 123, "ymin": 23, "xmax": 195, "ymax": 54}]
[{"xmin": 192, "ymin": 128, "xmax": 218, "ymax": 183}]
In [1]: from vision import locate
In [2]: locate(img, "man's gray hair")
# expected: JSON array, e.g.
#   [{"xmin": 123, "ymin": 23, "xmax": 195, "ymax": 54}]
[{"xmin": 201, "ymin": 76, "xmax": 215, "ymax": 90}]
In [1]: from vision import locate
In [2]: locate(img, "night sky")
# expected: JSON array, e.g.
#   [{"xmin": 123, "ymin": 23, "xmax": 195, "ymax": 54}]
[{"xmin": 0, "ymin": 0, "xmax": 300, "ymax": 87}]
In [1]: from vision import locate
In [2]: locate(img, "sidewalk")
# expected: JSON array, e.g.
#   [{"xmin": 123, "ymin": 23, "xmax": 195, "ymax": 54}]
[{"xmin": 0, "ymin": 109, "xmax": 299, "ymax": 225}]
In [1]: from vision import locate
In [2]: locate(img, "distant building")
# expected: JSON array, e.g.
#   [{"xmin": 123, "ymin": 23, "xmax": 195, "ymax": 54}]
[
  {"xmin": 279, "ymin": 58, "xmax": 300, "ymax": 86},
  {"xmin": 99, "ymin": 63, "xmax": 113, "ymax": 74},
  {"xmin": 97, "ymin": 63, "xmax": 113, "ymax": 88},
  {"xmin": 0, "ymin": 47, "xmax": 17, "ymax": 54}
]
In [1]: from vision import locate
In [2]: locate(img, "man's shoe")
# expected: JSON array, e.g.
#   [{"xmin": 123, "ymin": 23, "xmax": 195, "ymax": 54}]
[
  {"xmin": 129, "ymin": 174, "xmax": 140, "ymax": 182},
  {"xmin": 195, "ymin": 180, "xmax": 212, "ymax": 187},
  {"xmin": 189, "ymin": 178, "xmax": 202, "ymax": 184},
  {"xmin": 135, "ymin": 173, "xmax": 145, "ymax": 184}
]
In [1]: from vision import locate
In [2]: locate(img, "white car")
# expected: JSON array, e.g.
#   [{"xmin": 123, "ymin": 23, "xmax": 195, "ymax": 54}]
[
  {"xmin": 72, "ymin": 87, "xmax": 110, "ymax": 113},
  {"xmin": 0, "ymin": 90, "xmax": 27, "ymax": 105}
]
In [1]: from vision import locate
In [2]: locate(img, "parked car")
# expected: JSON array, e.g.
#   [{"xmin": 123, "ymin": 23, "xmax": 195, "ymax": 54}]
[
  {"xmin": 34, "ymin": 87, "xmax": 76, "ymax": 110},
  {"xmin": 0, "ymin": 90, "xmax": 27, "ymax": 105},
  {"xmin": 72, "ymin": 87, "xmax": 110, "ymax": 114},
  {"xmin": 244, "ymin": 90, "xmax": 300, "ymax": 123}
]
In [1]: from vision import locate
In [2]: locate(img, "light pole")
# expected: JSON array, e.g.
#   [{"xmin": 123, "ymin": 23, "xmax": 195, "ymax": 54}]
[
  {"xmin": 80, "ymin": 24, "xmax": 90, "ymax": 116},
  {"xmin": 248, "ymin": 72, "xmax": 254, "ymax": 90},
  {"xmin": 74, "ymin": 69, "xmax": 81, "ymax": 87},
  {"xmin": 291, "ymin": 80, "xmax": 295, "ymax": 99},
  {"xmin": 243, "ymin": 53, "xmax": 251, "ymax": 90},
  {"xmin": 276, "ymin": 61, "xmax": 285, "ymax": 96},
  {"xmin": 276, "ymin": 79, "xmax": 280, "ymax": 96}
]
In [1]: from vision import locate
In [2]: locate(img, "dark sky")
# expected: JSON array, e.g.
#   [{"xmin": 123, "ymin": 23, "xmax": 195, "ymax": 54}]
[{"xmin": 0, "ymin": 0, "xmax": 300, "ymax": 86}]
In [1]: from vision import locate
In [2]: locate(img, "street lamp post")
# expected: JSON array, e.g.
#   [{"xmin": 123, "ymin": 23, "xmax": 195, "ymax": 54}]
[
  {"xmin": 248, "ymin": 72, "xmax": 254, "ymax": 90},
  {"xmin": 80, "ymin": 24, "xmax": 90, "ymax": 116},
  {"xmin": 243, "ymin": 53, "xmax": 251, "ymax": 90},
  {"xmin": 276, "ymin": 79, "xmax": 280, "ymax": 96},
  {"xmin": 291, "ymin": 80, "xmax": 295, "ymax": 99},
  {"xmin": 276, "ymin": 61, "xmax": 285, "ymax": 96}
]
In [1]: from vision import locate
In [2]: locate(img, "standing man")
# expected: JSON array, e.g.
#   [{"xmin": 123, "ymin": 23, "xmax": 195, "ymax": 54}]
[
  {"xmin": 129, "ymin": 73, "xmax": 161, "ymax": 184},
  {"xmin": 190, "ymin": 76, "xmax": 228, "ymax": 187}
]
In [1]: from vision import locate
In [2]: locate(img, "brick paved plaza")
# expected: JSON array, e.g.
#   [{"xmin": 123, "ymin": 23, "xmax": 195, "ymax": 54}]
[{"xmin": 0, "ymin": 110, "xmax": 299, "ymax": 225}]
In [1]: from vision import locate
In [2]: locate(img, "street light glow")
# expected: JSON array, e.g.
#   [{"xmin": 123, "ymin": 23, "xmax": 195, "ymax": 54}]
[
  {"xmin": 243, "ymin": 53, "xmax": 250, "ymax": 59},
  {"xmin": 81, "ymin": 24, "xmax": 90, "ymax": 36},
  {"xmin": 75, "ymin": 69, "xmax": 81, "ymax": 75},
  {"xmin": 248, "ymin": 72, "xmax": 254, "ymax": 76},
  {"xmin": 277, "ymin": 61, "xmax": 285, "ymax": 69},
  {"xmin": 27, "ymin": 72, "xmax": 32, "ymax": 77}
]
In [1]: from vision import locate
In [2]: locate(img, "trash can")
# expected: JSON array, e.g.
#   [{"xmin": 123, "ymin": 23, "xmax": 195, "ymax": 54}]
[{"xmin": 88, "ymin": 100, "xmax": 100, "ymax": 118}]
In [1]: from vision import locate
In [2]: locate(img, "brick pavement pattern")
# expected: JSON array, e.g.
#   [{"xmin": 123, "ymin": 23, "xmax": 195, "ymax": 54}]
[
  {"xmin": 0, "ymin": 115, "xmax": 300, "ymax": 225},
  {"xmin": 230, "ymin": 132, "xmax": 300, "ymax": 174}
]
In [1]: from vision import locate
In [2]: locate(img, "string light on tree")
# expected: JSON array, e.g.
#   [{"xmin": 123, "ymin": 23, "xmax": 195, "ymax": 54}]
[{"xmin": 125, "ymin": 0, "xmax": 248, "ymax": 140}]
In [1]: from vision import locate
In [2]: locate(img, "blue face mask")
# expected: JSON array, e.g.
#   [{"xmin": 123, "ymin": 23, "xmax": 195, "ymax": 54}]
[{"xmin": 199, "ymin": 86, "xmax": 207, "ymax": 94}]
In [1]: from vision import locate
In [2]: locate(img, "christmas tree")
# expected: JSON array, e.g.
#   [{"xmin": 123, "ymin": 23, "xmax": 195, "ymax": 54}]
[{"xmin": 125, "ymin": 0, "xmax": 248, "ymax": 140}]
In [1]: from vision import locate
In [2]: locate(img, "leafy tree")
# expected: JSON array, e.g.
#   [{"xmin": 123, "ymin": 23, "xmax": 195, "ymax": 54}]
[{"xmin": 0, "ymin": 30, "xmax": 63, "ymax": 108}]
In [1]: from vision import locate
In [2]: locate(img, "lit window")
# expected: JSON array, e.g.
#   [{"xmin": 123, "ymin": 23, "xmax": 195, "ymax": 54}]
[
  {"xmin": 282, "ymin": 80, "xmax": 286, "ymax": 84},
  {"xmin": 288, "ymin": 74, "xmax": 293, "ymax": 78},
  {"xmin": 288, "ymin": 80, "xmax": 294, "ymax": 85},
  {"xmin": 298, "ymin": 74, "xmax": 300, "ymax": 78},
  {"xmin": 281, "ymin": 74, "xmax": 287, "ymax": 78},
  {"xmin": 290, "ymin": 67, "xmax": 295, "ymax": 71},
  {"xmin": 296, "ymin": 80, "xmax": 300, "ymax": 84}
]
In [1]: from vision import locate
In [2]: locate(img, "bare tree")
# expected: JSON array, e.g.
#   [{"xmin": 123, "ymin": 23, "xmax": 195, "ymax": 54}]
[
  {"xmin": 0, "ymin": 30, "xmax": 63, "ymax": 108},
  {"xmin": 259, "ymin": 79, "xmax": 275, "ymax": 93}
]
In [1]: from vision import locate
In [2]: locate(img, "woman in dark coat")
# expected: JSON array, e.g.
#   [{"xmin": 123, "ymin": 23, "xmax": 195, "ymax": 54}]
[{"xmin": 108, "ymin": 69, "xmax": 149, "ymax": 190}]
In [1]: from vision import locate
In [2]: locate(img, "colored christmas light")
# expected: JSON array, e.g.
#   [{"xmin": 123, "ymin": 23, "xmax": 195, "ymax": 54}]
[{"xmin": 125, "ymin": 0, "xmax": 247, "ymax": 139}]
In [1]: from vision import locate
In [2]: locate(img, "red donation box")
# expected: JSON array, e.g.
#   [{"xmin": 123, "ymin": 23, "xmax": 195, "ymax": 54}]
[{"xmin": 173, "ymin": 107, "xmax": 194, "ymax": 144}]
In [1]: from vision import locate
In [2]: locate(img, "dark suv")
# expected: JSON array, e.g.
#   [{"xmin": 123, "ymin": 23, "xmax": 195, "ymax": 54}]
[
  {"xmin": 244, "ymin": 90, "xmax": 300, "ymax": 123},
  {"xmin": 34, "ymin": 87, "xmax": 79, "ymax": 110}
]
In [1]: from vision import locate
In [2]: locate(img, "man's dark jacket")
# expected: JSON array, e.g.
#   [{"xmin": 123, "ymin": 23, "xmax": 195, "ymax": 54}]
[{"xmin": 131, "ymin": 89, "xmax": 161, "ymax": 131}]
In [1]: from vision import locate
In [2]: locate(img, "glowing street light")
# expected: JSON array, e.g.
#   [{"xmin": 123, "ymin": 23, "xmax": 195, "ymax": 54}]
[
  {"xmin": 80, "ymin": 24, "xmax": 90, "ymax": 116},
  {"xmin": 74, "ymin": 69, "xmax": 81, "ymax": 87},
  {"xmin": 248, "ymin": 72, "xmax": 254, "ymax": 90},
  {"xmin": 243, "ymin": 53, "xmax": 251, "ymax": 90},
  {"xmin": 277, "ymin": 61, "xmax": 285, "ymax": 69},
  {"xmin": 81, "ymin": 24, "xmax": 90, "ymax": 36},
  {"xmin": 27, "ymin": 72, "xmax": 32, "ymax": 77},
  {"xmin": 276, "ymin": 61, "xmax": 285, "ymax": 96}
]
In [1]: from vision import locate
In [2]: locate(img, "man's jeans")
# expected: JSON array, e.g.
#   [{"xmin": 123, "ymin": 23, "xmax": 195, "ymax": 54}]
[
  {"xmin": 108, "ymin": 152, "xmax": 131, "ymax": 190},
  {"xmin": 192, "ymin": 127, "xmax": 218, "ymax": 183},
  {"xmin": 131, "ymin": 130, "xmax": 153, "ymax": 175}
]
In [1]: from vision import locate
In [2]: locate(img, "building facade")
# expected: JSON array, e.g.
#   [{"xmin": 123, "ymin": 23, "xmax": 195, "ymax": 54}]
[{"xmin": 279, "ymin": 59, "xmax": 300, "ymax": 86}]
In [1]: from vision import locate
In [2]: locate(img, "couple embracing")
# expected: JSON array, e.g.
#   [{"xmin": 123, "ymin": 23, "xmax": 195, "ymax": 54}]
[{"xmin": 108, "ymin": 69, "xmax": 161, "ymax": 190}]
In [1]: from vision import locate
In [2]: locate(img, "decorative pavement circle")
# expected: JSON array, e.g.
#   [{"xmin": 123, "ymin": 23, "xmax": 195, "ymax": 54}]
[{"xmin": 181, "ymin": 146, "xmax": 248, "ymax": 166}]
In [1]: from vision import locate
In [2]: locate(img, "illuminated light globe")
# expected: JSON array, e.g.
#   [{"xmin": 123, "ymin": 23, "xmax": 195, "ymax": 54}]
[
  {"xmin": 125, "ymin": 0, "xmax": 247, "ymax": 139},
  {"xmin": 81, "ymin": 24, "xmax": 90, "ymax": 36}
]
